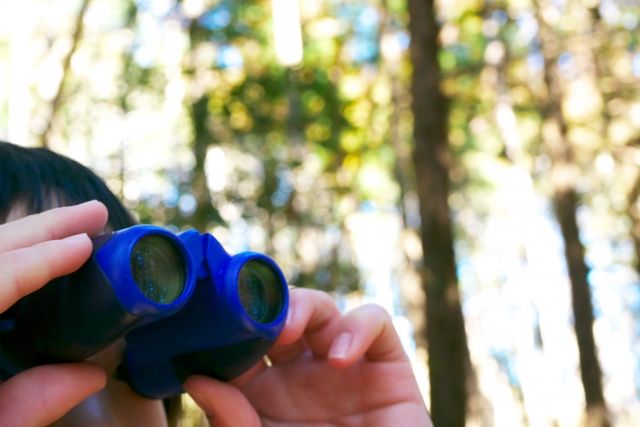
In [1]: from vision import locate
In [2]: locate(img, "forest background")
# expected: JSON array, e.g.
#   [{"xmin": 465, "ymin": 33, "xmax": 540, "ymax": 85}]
[{"xmin": 1, "ymin": 0, "xmax": 640, "ymax": 425}]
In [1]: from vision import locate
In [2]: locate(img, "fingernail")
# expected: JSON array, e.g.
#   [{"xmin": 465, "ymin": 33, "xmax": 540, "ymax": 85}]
[
  {"xmin": 329, "ymin": 332, "xmax": 352, "ymax": 359},
  {"xmin": 285, "ymin": 306, "xmax": 294, "ymax": 327},
  {"xmin": 63, "ymin": 233, "xmax": 88, "ymax": 242}
]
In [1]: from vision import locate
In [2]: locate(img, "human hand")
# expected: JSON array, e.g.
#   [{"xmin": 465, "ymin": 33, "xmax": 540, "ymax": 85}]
[
  {"xmin": 0, "ymin": 201, "xmax": 109, "ymax": 427},
  {"xmin": 185, "ymin": 288, "xmax": 432, "ymax": 426}
]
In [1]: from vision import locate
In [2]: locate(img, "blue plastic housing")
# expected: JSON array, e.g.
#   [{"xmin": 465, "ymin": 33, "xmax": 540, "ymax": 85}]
[
  {"xmin": 0, "ymin": 225, "xmax": 196, "ymax": 377},
  {"xmin": 94, "ymin": 226, "xmax": 197, "ymax": 319},
  {"xmin": 120, "ymin": 230, "xmax": 289, "ymax": 398},
  {"xmin": 0, "ymin": 225, "xmax": 289, "ymax": 399}
]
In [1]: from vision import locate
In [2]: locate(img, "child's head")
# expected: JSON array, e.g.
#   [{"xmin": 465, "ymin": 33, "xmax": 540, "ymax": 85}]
[
  {"xmin": 0, "ymin": 141, "xmax": 134, "ymax": 228},
  {"xmin": 0, "ymin": 141, "xmax": 179, "ymax": 425}
]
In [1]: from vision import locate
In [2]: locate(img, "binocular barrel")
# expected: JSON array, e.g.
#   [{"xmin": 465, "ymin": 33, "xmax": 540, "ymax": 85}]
[
  {"xmin": 122, "ymin": 230, "xmax": 289, "ymax": 398},
  {"xmin": 0, "ymin": 225, "xmax": 289, "ymax": 398}
]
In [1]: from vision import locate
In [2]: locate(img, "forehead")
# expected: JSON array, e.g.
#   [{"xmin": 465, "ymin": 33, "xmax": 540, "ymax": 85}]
[
  {"xmin": 3, "ymin": 199, "xmax": 113, "ymax": 233},
  {"xmin": 2, "ymin": 191, "xmax": 62, "ymax": 224},
  {"xmin": 4, "ymin": 201, "xmax": 28, "ymax": 223}
]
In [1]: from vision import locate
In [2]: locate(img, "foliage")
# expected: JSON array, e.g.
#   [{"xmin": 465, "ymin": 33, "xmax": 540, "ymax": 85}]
[{"xmin": 1, "ymin": 0, "xmax": 640, "ymax": 424}]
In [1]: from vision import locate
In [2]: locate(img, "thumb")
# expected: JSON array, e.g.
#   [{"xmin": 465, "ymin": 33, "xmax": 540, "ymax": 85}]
[{"xmin": 184, "ymin": 376, "xmax": 261, "ymax": 427}]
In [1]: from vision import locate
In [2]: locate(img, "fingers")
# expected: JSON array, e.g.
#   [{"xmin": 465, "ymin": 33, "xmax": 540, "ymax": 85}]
[
  {"xmin": 0, "ymin": 363, "xmax": 107, "ymax": 427},
  {"xmin": 0, "ymin": 202, "xmax": 110, "ymax": 424},
  {"xmin": 270, "ymin": 289, "xmax": 406, "ymax": 368},
  {"xmin": 184, "ymin": 376, "xmax": 261, "ymax": 427},
  {"xmin": 327, "ymin": 304, "xmax": 407, "ymax": 367},
  {"xmin": 268, "ymin": 288, "xmax": 341, "ymax": 363},
  {"xmin": 0, "ymin": 233, "xmax": 93, "ymax": 312},
  {"xmin": 0, "ymin": 201, "xmax": 108, "ymax": 253}
]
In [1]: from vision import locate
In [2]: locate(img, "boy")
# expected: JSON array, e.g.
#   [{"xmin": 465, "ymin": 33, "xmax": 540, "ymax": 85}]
[{"xmin": 0, "ymin": 141, "xmax": 431, "ymax": 426}]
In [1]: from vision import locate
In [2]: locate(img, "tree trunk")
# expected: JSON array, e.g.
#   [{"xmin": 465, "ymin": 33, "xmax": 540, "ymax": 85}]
[
  {"xmin": 534, "ymin": 2, "xmax": 609, "ymax": 424},
  {"xmin": 36, "ymin": 0, "xmax": 91, "ymax": 148},
  {"xmin": 189, "ymin": 94, "xmax": 215, "ymax": 232},
  {"xmin": 626, "ymin": 172, "xmax": 640, "ymax": 278},
  {"xmin": 553, "ymin": 188, "xmax": 608, "ymax": 425},
  {"xmin": 184, "ymin": 17, "xmax": 221, "ymax": 233},
  {"xmin": 408, "ymin": 0, "xmax": 470, "ymax": 425},
  {"xmin": 587, "ymin": 4, "xmax": 640, "ymax": 278}
]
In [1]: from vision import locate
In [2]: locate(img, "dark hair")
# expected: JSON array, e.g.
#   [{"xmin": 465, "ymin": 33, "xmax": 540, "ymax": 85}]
[{"xmin": 0, "ymin": 140, "xmax": 135, "ymax": 229}]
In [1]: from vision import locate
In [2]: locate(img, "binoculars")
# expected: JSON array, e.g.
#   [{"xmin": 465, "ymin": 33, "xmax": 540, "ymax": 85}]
[{"xmin": 0, "ymin": 225, "xmax": 289, "ymax": 399}]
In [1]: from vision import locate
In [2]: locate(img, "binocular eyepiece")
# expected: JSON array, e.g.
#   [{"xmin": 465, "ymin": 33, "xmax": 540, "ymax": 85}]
[
  {"xmin": 130, "ymin": 234, "xmax": 188, "ymax": 305},
  {"xmin": 0, "ymin": 225, "xmax": 289, "ymax": 399}
]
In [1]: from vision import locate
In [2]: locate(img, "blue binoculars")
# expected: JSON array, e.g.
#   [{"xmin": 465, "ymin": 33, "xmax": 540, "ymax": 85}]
[{"xmin": 0, "ymin": 225, "xmax": 289, "ymax": 399}]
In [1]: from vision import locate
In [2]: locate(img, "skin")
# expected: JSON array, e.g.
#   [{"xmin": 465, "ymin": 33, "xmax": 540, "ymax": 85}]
[{"xmin": 0, "ymin": 201, "xmax": 432, "ymax": 427}]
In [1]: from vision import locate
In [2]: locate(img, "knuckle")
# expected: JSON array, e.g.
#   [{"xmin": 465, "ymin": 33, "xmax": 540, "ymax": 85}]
[
  {"xmin": 0, "ymin": 246, "xmax": 48, "ymax": 303},
  {"xmin": 0, "ymin": 250, "xmax": 30, "ymax": 302},
  {"xmin": 359, "ymin": 303, "xmax": 392, "ymax": 322},
  {"xmin": 292, "ymin": 287, "xmax": 338, "ymax": 310},
  {"xmin": 31, "ymin": 244, "xmax": 53, "ymax": 280},
  {"xmin": 316, "ymin": 290, "xmax": 338, "ymax": 308}
]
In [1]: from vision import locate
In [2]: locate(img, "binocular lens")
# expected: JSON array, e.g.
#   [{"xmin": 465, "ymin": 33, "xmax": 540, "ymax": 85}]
[
  {"xmin": 131, "ymin": 236, "xmax": 186, "ymax": 304},
  {"xmin": 237, "ymin": 260, "xmax": 284, "ymax": 324}
]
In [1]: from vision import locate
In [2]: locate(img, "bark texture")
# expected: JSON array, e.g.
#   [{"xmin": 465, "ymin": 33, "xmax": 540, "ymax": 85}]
[
  {"xmin": 408, "ymin": 0, "xmax": 470, "ymax": 425},
  {"xmin": 37, "ymin": 0, "xmax": 91, "ymax": 148},
  {"xmin": 535, "ymin": 2, "xmax": 609, "ymax": 424}
]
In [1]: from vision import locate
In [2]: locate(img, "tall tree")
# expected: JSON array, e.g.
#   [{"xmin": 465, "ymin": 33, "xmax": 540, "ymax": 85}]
[
  {"xmin": 188, "ymin": 94, "xmax": 217, "ymax": 232},
  {"xmin": 36, "ymin": 0, "xmax": 91, "ymax": 148},
  {"xmin": 627, "ymin": 172, "xmax": 640, "ymax": 275},
  {"xmin": 408, "ymin": 0, "xmax": 471, "ymax": 425},
  {"xmin": 180, "ymin": 18, "xmax": 223, "ymax": 233},
  {"xmin": 534, "ymin": 2, "xmax": 609, "ymax": 425},
  {"xmin": 586, "ymin": 4, "xmax": 640, "ymax": 278}
]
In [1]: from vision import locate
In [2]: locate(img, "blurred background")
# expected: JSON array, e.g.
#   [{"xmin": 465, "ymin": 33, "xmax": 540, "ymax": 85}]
[{"xmin": 1, "ymin": 0, "xmax": 640, "ymax": 425}]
